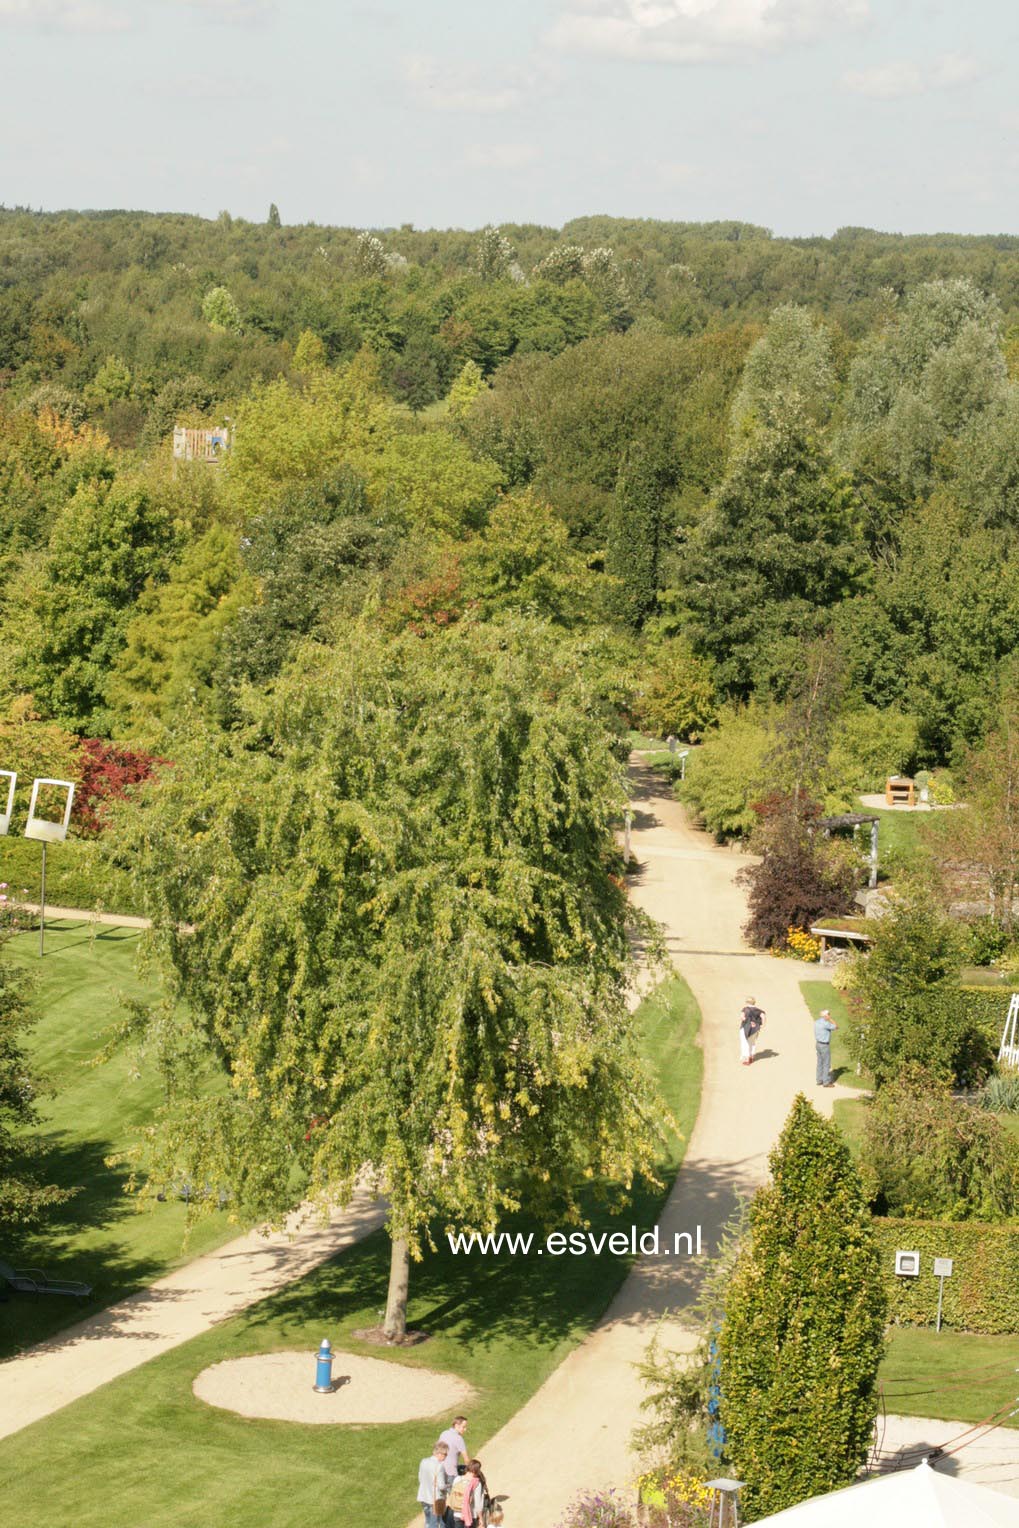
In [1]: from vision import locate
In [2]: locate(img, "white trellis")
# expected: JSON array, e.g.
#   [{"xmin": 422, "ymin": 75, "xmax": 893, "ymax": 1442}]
[
  {"xmin": 998, "ymin": 993, "xmax": 1019, "ymax": 1069},
  {"xmin": 0, "ymin": 770, "xmax": 15, "ymax": 835}
]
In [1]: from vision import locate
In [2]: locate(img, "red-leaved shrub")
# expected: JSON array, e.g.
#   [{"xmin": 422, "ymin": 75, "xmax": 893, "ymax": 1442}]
[{"xmin": 74, "ymin": 739, "xmax": 165, "ymax": 836}]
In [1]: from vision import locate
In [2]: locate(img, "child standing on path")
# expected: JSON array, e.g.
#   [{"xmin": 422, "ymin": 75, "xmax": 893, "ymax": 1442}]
[{"xmin": 739, "ymin": 997, "xmax": 765, "ymax": 1065}]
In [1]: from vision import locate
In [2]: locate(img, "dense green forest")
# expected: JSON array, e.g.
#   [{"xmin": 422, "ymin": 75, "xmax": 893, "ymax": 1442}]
[{"xmin": 4, "ymin": 205, "xmax": 1019, "ymax": 810}]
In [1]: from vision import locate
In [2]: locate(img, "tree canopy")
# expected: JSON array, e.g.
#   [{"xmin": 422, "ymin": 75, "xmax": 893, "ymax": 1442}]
[{"xmin": 118, "ymin": 617, "xmax": 666, "ymax": 1335}]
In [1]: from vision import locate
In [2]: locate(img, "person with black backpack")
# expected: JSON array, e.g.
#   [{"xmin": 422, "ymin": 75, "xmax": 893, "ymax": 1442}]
[{"xmin": 739, "ymin": 996, "xmax": 765, "ymax": 1065}]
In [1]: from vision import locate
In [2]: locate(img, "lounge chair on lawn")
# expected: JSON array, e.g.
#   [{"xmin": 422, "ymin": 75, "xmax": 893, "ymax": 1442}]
[{"xmin": 0, "ymin": 1259, "xmax": 92, "ymax": 1299}]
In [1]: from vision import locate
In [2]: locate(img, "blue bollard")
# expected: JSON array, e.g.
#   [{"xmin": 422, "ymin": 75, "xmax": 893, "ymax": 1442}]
[{"xmin": 314, "ymin": 1338, "xmax": 333, "ymax": 1394}]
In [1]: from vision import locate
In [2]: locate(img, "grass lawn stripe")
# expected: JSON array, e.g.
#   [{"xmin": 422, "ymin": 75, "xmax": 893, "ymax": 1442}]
[
  {"xmin": 0, "ymin": 975, "xmax": 702, "ymax": 1528},
  {"xmin": 2, "ymin": 921, "xmax": 234, "ymax": 1358}
]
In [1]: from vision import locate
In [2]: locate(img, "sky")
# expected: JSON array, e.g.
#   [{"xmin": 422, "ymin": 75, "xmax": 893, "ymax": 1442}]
[{"xmin": 1, "ymin": 0, "xmax": 1017, "ymax": 237}]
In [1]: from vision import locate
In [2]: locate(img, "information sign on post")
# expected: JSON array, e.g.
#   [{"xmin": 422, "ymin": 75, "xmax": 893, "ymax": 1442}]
[
  {"xmin": 24, "ymin": 778, "xmax": 75, "ymax": 956},
  {"xmin": 0, "ymin": 770, "xmax": 15, "ymax": 835},
  {"xmin": 933, "ymin": 1256, "xmax": 954, "ymax": 1332}
]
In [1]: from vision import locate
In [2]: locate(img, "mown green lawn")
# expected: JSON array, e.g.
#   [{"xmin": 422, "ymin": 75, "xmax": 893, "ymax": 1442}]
[
  {"xmin": 0, "ymin": 976, "xmax": 703, "ymax": 1528},
  {"xmin": 1, "ymin": 921, "xmax": 232, "ymax": 1358},
  {"xmin": 627, "ymin": 730, "xmax": 665, "ymax": 751},
  {"xmin": 879, "ymin": 1327, "xmax": 1019, "ymax": 1429},
  {"xmin": 799, "ymin": 980, "xmax": 868, "ymax": 1089},
  {"xmin": 833, "ymin": 1095, "xmax": 869, "ymax": 1156},
  {"xmin": 867, "ymin": 805, "xmax": 934, "ymax": 880}
]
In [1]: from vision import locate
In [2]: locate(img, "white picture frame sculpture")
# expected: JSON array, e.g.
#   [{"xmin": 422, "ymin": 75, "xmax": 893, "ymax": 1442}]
[
  {"xmin": 24, "ymin": 777, "xmax": 75, "ymax": 843},
  {"xmin": 0, "ymin": 770, "xmax": 15, "ymax": 835},
  {"xmin": 24, "ymin": 778, "xmax": 76, "ymax": 956},
  {"xmin": 999, "ymin": 993, "xmax": 1019, "ymax": 1070}
]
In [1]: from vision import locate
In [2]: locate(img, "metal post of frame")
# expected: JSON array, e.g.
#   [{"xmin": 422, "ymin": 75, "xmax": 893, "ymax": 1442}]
[
  {"xmin": 870, "ymin": 817, "xmax": 879, "ymax": 889},
  {"xmin": 39, "ymin": 842, "xmax": 46, "ymax": 957},
  {"xmin": 933, "ymin": 1256, "xmax": 953, "ymax": 1333}
]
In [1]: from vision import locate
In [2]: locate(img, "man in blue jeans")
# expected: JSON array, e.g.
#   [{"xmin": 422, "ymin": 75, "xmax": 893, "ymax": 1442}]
[
  {"xmin": 815, "ymin": 1008, "xmax": 837, "ymax": 1087},
  {"xmin": 417, "ymin": 1440, "xmax": 452, "ymax": 1526}
]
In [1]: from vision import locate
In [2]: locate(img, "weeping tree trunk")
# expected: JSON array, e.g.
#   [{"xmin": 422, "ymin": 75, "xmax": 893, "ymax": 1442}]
[{"xmin": 383, "ymin": 1234, "xmax": 410, "ymax": 1341}]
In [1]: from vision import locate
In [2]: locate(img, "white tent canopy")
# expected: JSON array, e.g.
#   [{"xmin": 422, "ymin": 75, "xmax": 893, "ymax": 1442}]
[{"xmin": 754, "ymin": 1459, "xmax": 1019, "ymax": 1526}]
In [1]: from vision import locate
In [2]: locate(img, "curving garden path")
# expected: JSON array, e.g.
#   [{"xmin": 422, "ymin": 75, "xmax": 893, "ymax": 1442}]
[
  {"xmin": 0, "ymin": 1189, "xmax": 386, "ymax": 1442},
  {"xmin": 5, "ymin": 763, "xmax": 1019, "ymax": 1513},
  {"xmin": 441, "ymin": 760, "xmax": 1019, "ymax": 1523},
  {"xmin": 444, "ymin": 760, "xmax": 846, "ymax": 1526}
]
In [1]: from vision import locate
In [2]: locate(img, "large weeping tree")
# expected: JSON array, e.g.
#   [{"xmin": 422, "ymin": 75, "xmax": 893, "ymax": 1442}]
[{"xmin": 120, "ymin": 616, "xmax": 665, "ymax": 1338}]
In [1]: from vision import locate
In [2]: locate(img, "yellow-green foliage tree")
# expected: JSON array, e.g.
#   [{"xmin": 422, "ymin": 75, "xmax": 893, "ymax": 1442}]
[
  {"xmin": 446, "ymin": 358, "xmax": 487, "ymax": 422},
  {"xmin": 720, "ymin": 1097, "xmax": 885, "ymax": 1519},
  {"xmin": 366, "ymin": 429, "xmax": 502, "ymax": 537},
  {"xmin": 118, "ymin": 617, "xmax": 666, "ymax": 1341},
  {"xmin": 0, "ymin": 696, "xmax": 81, "ymax": 813},
  {"xmin": 225, "ymin": 351, "xmax": 501, "ymax": 537},
  {"xmin": 6, "ymin": 477, "xmax": 176, "ymax": 734},
  {"xmin": 108, "ymin": 525, "xmax": 254, "ymax": 735},
  {"xmin": 460, "ymin": 492, "xmax": 605, "ymax": 625},
  {"xmin": 681, "ymin": 707, "xmax": 772, "ymax": 840},
  {"xmin": 633, "ymin": 638, "xmax": 717, "ymax": 742},
  {"xmin": 223, "ymin": 353, "xmax": 394, "ymax": 518}
]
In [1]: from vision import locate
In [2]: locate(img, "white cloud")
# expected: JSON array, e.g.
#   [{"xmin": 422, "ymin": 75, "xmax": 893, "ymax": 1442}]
[
  {"xmin": 402, "ymin": 55, "xmax": 524, "ymax": 114},
  {"xmin": 463, "ymin": 143, "xmax": 541, "ymax": 171},
  {"xmin": 656, "ymin": 159, "xmax": 697, "ymax": 184},
  {"xmin": 929, "ymin": 52, "xmax": 980, "ymax": 89},
  {"xmin": 843, "ymin": 50, "xmax": 979, "ymax": 100},
  {"xmin": 167, "ymin": 0, "xmax": 275, "ymax": 17},
  {"xmin": 843, "ymin": 59, "xmax": 922, "ymax": 98},
  {"xmin": 157, "ymin": 71, "xmax": 260, "ymax": 101},
  {"xmin": 547, "ymin": 0, "xmax": 869, "ymax": 65},
  {"xmin": 0, "ymin": 0, "xmax": 132, "ymax": 31},
  {"xmin": 0, "ymin": 0, "xmax": 275, "ymax": 27}
]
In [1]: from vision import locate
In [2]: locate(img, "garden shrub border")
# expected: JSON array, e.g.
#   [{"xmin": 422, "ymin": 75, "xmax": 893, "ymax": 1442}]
[{"xmin": 875, "ymin": 1218, "xmax": 1019, "ymax": 1333}]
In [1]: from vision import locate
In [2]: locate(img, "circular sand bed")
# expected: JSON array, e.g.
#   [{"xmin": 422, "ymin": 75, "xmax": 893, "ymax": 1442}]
[{"xmin": 193, "ymin": 1350, "xmax": 472, "ymax": 1425}]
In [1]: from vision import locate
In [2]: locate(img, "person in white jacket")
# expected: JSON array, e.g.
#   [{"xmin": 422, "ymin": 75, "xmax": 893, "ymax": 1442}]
[{"xmin": 739, "ymin": 997, "xmax": 765, "ymax": 1065}]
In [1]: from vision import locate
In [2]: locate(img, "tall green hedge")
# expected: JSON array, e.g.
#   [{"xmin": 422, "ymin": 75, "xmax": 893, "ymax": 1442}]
[
  {"xmin": 875, "ymin": 1218, "xmax": 1019, "ymax": 1333},
  {"xmin": 720, "ymin": 1097, "xmax": 885, "ymax": 1520}
]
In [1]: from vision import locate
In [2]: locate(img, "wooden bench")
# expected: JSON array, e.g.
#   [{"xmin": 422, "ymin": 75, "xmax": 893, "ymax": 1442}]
[
  {"xmin": 885, "ymin": 776, "xmax": 915, "ymax": 806},
  {"xmin": 810, "ymin": 924, "xmax": 874, "ymax": 958}
]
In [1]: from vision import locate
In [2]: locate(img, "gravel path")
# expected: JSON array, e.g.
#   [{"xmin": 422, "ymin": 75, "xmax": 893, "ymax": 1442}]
[
  {"xmin": 460, "ymin": 763, "xmax": 1019, "ymax": 1523},
  {"xmin": 0, "ymin": 1189, "xmax": 386, "ymax": 1442},
  {"xmin": 10, "ymin": 902, "xmax": 151, "ymax": 929},
  {"xmin": 416, "ymin": 760, "xmax": 843, "ymax": 1527}
]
